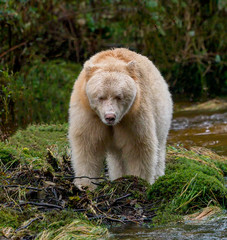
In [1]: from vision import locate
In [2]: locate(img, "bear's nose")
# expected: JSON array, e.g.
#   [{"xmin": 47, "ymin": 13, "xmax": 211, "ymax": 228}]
[{"xmin": 104, "ymin": 113, "xmax": 116, "ymax": 124}]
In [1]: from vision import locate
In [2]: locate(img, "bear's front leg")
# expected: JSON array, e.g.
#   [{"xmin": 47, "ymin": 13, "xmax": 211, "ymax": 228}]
[
  {"xmin": 106, "ymin": 149, "xmax": 125, "ymax": 180},
  {"xmin": 70, "ymin": 137, "xmax": 105, "ymax": 191},
  {"xmin": 123, "ymin": 136, "xmax": 158, "ymax": 185}
]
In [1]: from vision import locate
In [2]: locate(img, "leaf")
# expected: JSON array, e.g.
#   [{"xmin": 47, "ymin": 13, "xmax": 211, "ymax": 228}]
[{"xmin": 215, "ymin": 55, "xmax": 221, "ymax": 63}]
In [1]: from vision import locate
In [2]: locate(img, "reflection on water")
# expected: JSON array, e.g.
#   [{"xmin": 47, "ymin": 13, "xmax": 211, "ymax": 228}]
[
  {"xmin": 109, "ymin": 216, "xmax": 227, "ymax": 240},
  {"xmin": 168, "ymin": 109, "xmax": 227, "ymax": 156}
]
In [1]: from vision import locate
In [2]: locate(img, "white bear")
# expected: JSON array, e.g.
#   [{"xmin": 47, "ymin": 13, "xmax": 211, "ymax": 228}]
[{"xmin": 69, "ymin": 48, "xmax": 173, "ymax": 190}]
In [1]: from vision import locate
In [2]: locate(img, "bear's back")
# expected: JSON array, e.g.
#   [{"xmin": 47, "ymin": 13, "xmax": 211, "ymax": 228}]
[{"xmin": 89, "ymin": 48, "xmax": 148, "ymax": 66}]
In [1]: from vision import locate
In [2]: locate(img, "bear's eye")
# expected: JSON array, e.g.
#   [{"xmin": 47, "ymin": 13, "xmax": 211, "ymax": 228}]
[
  {"xmin": 115, "ymin": 95, "xmax": 122, "ymax": 101},
  {"xmin": 98, "ymin": 96, "xmax": 105, "ymax": 101}
]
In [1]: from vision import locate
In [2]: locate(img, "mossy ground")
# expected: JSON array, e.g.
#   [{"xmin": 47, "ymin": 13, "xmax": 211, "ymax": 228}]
[
  {"xmin": 0, "ymin": 124, "xmax": 226, "ymax": 238},
  {"xmin": 149, "ymin": 146, "xmax": 227, "ymax": 224},
  {"xmin": 0, "ymin": 124, "xmax": 108, "ymax": 239}
]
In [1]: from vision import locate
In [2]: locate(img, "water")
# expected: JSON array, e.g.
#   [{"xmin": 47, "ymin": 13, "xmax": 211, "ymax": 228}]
[
  {"xmin": 109, "ymin": 216, "xmax": 227, "ymax": 239},
  {"xmin": 169, "ymin": 109, "xmax": 227, "ymax": 156}
]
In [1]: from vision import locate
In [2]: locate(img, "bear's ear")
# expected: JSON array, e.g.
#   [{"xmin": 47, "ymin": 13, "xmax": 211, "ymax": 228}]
[
  {"xmin": 84, "ymin": 63, "xmax": 95, "ymax": 73},
  {"xmin": 84, "ymin": 62, "xmax": 98, "ymax": 79},
  {"xmin": 126, "ymin": 61, "xmax": 137, "ymax": 72},
  {"xmin": 126, "ymin": 61, "xmax": 140, "ymax": 80}
]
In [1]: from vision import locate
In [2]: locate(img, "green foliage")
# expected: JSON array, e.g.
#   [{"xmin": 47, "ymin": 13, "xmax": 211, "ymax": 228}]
[
  {"xmin": 0, "ymin": 0, "xmax": 227, "ymax": 131},
  {"xmin": 0, "ymin": 70, "xmax": 14, "ymax": 125},
  {"xmin": 0, "ymin": 0, "xmax": 226, "ymax": 99},
  {"xmin": 14, "ymin": 59, "xmax": 81, "ymax": 123},
  {"xmin": 0, "ymin": 60, "xmax": 81, "ymax": 130}
]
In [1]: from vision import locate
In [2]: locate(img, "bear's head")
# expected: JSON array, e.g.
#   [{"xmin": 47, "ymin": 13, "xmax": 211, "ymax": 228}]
[{"xmin": 85, "ymin": 61, "xmax": 138, "ymax": 126}]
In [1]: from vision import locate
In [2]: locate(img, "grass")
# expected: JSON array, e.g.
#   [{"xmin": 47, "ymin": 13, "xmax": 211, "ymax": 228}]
[
  {"xmin": 0, "ymin": 209, "xmax": 108, "ymax": 240},
  {"xmin": 0, "ymin": 124, "xmax": 68, "ymax": 171},
  {"xmin": 36, "ymin": 219, "xmax": 108, "ymax": 240}
]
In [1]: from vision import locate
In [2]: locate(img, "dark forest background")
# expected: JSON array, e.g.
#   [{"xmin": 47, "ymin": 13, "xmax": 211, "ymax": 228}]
[{"xmin": 0, "ymin": 0, "xmax": 227, "ymax": 132}]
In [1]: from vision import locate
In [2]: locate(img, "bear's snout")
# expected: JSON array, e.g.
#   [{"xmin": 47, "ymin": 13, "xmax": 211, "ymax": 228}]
[{"xmin": 104, "ymin": 113, "xmax": 116, "ymax": 125}]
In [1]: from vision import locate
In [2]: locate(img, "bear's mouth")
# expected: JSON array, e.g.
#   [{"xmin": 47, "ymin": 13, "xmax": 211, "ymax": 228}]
[
  {"xmin": 102, "ymin": 118, "xmax": 118, "ymax": 126},
  {"xmin": 104, "ymin": 120, "xmax": 117, "ymax": 126}
]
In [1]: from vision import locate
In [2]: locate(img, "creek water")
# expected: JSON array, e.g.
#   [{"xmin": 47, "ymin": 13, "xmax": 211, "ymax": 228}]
[
  {"xmin": 109, "ymin": 216, "xmax": 227, "ymax": 240},
  {"xmin": 169, "ymin": 108, "xmax": 227, "ymax": 156},
  {"xmin": 109, "ymin": 108, "xmax": 227, "ymax": 240}
]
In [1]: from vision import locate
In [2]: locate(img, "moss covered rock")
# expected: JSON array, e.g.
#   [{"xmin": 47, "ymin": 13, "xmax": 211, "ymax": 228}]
[{"xmin": 148, "ymin": 146, "xmax": 227, "ymax": 216}]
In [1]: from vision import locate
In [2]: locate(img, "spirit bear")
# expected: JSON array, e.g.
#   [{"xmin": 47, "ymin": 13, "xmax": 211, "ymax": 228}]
[{"xmin": 69, "ymin": 48, "xmax": 173, "ymax": 190}]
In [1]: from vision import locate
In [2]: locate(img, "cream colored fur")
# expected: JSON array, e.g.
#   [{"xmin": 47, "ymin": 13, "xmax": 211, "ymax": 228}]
[{"xmin": 69, "ymin": 48, "xmax": 173, "ymax": 190}]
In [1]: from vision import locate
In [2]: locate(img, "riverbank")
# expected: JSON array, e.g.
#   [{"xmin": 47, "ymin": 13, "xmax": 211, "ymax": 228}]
[{"xmin": 0, "ymin": 124, "xmax": 226, "ymax": 239}]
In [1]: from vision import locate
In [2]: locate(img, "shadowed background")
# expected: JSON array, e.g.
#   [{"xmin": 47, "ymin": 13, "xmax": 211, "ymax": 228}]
[{"xmin": 0, "ymin": 0, "xmax": 226, "ymax": 134}]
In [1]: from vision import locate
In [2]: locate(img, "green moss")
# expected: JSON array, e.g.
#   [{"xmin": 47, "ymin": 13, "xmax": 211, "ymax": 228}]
[
  {"xmin": 215, "ymin": 161, "xmax": 227, "ymax": 175},
  {"xmin": 148, "ymin": 146, "xmax": 227, "ymax": 224},
  {"xmin": 9, "ymin": 124, "xmax": 68, "ymax": 158},
  {"xmin": 0, "ymin": 142, "xmax": 19, "ymax": 167},
  {"xmin": 166, "ymin": 157, "xmax": 224, "ymax": 183},
  {"xmin": 0, "ymin": 124, "xmax": 69, "ymax": 171},
  {"xmin": 149, "ymin": 171, "xmax": 226, "ymax": 211},
  {"xmin": 151, "ymin": 210, "xmax": 183, "ymax": 225},
  {"xmin": 0, "ymin": 209, "xmax": 20, "ymax": 229}
]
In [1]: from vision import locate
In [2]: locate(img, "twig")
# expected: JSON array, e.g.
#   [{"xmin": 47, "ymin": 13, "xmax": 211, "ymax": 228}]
[
  {"xmin": 0, "ymin": 185, "xmax": 42, "ymax": 191},
  {"xmin": 93, "ymin": 193, "xmax": 112, "ymax": 201},
  {"xmin": 103, "ymin": 215, "xmax": 125, "ymax": 223},
  {"xmin": 91, "ymin": 202, "xmax": 126, "ymax": 224},
  {"xmin": 111, "ymin": 193, "xmax": 132, "ymax": 205},
  {"xmin": 15, "ymin": 216, "xmax": 43, "ymax": 232},
  {"xmin": 87, "ymin": 215, "xmax": 105, "ymax": 220},
  {"xmin": 74, "ymin": 176, "xmax": 108, "ymax": 180},
  {"xmin": 55, "ymin": 175, "xmax": 74, "ymax": 179},
  {"xmin": 19, "ymin": 201, "xmax": 63, "ymax": 209},
  {"xmin": 0, "ymin": 41, "xmax": 27, "ymax": 58},
  {"xmin": 73, "ymin": 209, "xmax": 87, "ymax": 212},
  {"xmin": 91, "ymin": 181, "xmax": 106, "ymax": 186}
]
